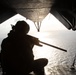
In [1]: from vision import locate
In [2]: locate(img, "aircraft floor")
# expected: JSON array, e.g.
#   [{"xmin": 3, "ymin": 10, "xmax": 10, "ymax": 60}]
[
  {"xmin": 0, "ymin": 65, "xmax": 76, "ymax": 75},
  {"xmin": 45, "ymin": 65, "xmax": 76, "ymax": 75}
]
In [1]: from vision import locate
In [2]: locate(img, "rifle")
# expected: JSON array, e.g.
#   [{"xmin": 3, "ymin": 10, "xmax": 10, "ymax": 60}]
[
  {"xmin": 28, "ymin": 35, "xmax": 67, "ymax": 52},
  {"xmin": 39, "ymin": 41, "xmax": 67, "ymax": 52}
]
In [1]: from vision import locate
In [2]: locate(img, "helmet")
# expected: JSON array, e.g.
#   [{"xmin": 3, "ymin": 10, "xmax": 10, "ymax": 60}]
[{"xmin": 15, "ymin": 21, "xmax": 30, "ymax": 34}]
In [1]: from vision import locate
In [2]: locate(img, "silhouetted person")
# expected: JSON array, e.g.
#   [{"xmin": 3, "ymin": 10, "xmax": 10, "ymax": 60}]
[{"xmin": 1, "ymin": 21, "xmax": 48, "ymax": 75}]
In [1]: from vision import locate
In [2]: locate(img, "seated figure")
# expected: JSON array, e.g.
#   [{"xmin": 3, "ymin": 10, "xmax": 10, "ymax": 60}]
[{"xmin": 1, "ymin": 21, "xmax": 48, "ymax": 75}]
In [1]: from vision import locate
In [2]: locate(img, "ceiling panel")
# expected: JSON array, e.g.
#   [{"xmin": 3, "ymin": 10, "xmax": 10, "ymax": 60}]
[
  {"xmin": 0, "ymin": 0, "xmax": 76, "ymax": 30},
  {"xmin": 0, "ymin": 0, "xmax": 53, "ymax": 22}
]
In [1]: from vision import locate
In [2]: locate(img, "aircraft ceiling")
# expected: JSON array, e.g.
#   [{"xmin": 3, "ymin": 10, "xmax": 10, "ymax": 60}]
[{"xmin": 0, "ymin": 0, "xmax": 76, "ymax": 30}]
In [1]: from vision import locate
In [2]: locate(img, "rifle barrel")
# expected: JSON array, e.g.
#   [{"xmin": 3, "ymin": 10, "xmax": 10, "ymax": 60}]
[{"xmin": 39, "ymin": 41, "xmax": 67, "ymax": 52}]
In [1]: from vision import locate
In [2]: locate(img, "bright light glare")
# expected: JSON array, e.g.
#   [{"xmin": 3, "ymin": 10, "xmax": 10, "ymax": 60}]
[{"xmin": 41, "ymin": 13, "xmax": 67, "ymax": 31}]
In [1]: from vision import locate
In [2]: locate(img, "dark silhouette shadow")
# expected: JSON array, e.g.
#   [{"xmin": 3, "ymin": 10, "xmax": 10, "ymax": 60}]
[{"xmin": 1, "ymin": 21, "xmax": 48, "ymax": 75}]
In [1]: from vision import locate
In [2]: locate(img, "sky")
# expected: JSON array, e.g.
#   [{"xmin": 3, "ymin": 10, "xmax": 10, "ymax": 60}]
[
  {"xmin": 0, "ymin": 13, "xmax": 69, "ymax": 40},
  {"xmin": 0, "ymin": 13, "xmax": 68, "ymax": 32},
  {"xmin": 0, "ymin": 13, "xmax": 69, "ymax": 38},
  {"xmin": 0, "ymin": 13, "xmax": 68, "ymax": 37}
]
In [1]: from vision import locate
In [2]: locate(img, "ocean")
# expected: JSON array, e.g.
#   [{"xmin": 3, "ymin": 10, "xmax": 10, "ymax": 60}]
[
  {"xmin": 31, "ymin": 30, "xmax": 76, "ymax": 75},
  {"xmin": 0, "ymin": 30, "xmax": 76, "ymax": 75}
]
